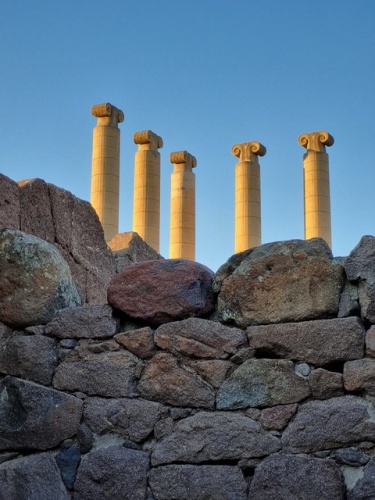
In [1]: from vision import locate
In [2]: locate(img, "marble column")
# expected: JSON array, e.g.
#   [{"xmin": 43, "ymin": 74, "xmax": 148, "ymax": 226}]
[
  {"xmin": 133, "ymin": 130, "xmax": 163, "ymax": 252},
  {"xmin": 90, "ymin": 103, "xmax": 124, "ymax": 243},
  {"xmin": 169, "ymin": 151, "xmax": 197, "ymax": 260},
  {"xmin": 232, "ymin": 141, "xmax": 266, "ymax": 253},
  {"xmin": 298, "ymin": 131, "xmax": 334, "ymax": 248}
]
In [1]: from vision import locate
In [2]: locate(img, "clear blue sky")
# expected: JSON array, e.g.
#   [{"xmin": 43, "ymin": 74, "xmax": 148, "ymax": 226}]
[{"xmin": 1, "ymin": 1, "xmax": 374, "ymax": 271}]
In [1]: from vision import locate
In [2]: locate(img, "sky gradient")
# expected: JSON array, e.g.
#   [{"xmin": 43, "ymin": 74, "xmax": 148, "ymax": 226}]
[{"xmin": 1, "ymin": 1, "xmax": 374, "ymax": 271}]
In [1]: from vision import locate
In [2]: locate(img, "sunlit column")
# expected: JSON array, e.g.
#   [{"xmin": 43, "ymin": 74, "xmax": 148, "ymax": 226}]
[
  {"xmin": 232, "ymin": 141, "xmax": 266, "ymax": 253},
  {"xmin": 133, "ymin": 130, "xmax": 163, "ymax": 252},
  {"xmin": 169, "ymin": 151, "xmax": 197, "ymax": 260},
  {"xmin": 298, "ymin": 131, "xmax": 334, "ymax": 248},
  {"xmin": 91, "ymin": 102, "xmax": 124, "ymax": 242}
]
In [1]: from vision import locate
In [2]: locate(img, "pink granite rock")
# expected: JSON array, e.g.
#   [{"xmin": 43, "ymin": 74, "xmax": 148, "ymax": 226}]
[
  {"xmin": 0, "ymin": 174, "xmax": 20, "ymax": 229},
  {"xmin": 107, "ymin": 259, "xmax": 215, "ymax": 325},
  {"xmin": 108, "ymin": 231, "xmax": 163, "ymax": 272}
]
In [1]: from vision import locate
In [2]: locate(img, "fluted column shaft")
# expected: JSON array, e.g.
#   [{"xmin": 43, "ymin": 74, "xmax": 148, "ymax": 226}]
[
  {"xmin": 169, "ymin": 151, "xmax": 197, "ymax": 260},
  {"xmin": 133, "ymin": 131, "xmax": 163, "ymax": 252},
  {"xmin": 299, "ymin": 131, "xmax": 334, "ymax": 248},
  {"xmin": 91, "ymin": 103, "xmax": 124, "ymax": 243},
  {"xmin": 232, "ymin": 141, "xmax": 266, "ymax": 253}
]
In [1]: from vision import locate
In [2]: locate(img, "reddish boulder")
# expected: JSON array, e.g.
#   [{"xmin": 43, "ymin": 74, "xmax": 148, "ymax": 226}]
[{"xmin": 0, "ymin": 174, "xmax": 20, "ymax": 229}]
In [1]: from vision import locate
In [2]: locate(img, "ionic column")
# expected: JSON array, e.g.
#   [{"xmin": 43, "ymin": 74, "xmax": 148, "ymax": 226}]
[
  {"xmin": 133, "ymin": 130, "xmax": 163, "ymax": 252},
  {"xmin": 232, "ymin": 141, "xmax": 266, "ymax": 253},
  {"xmin": 91, "ymin": 102, "xmax": 124, "ymax": 242},
  {"xmin": 298, "ymin": 131, "xmax": 334, "ymax": 248},
  {"xmin": 169, "ymin": 151, "xmax": 197, "ymax": 260}
]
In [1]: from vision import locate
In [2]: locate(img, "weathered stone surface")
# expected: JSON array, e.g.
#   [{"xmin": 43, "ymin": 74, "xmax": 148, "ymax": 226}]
[
  {"xmin": 0, "ymin": 453, "xmax": 69, "ymax": 500},
  {"xmin": 114, "ymin": 327, "xmax": 156, "ymax": 358},
  {"xmin": 152, "ymin": 411, "xmax": 280, "ymax": 465},
  {"xmin": 83, "ymin": 397, "xmax": 167, "ymax": 442},
  {"xmin": 344, "ymin": 359, "xmax": 375, "ymax": 396},
  {"xmin": 149, "ymin": 464, "xmax": 247, "ymax": 500},
  {"xmin": 108, "ymin": 231, "xmax": 163, "ymax": 272},
  {"xmin": 45, "ymin": 304, "xmax": 118, "ymax": 339},
  {"xmin": 331, "ymin": 447, "xmax": 370, "ymax": 466},
  {"xmin": 215, "ymin": 239, "xmax": 344, "ymax": 327},
  {"xmin": 216, "ymin": 358, "xmax": 310, "ymax": 409},
  {"xmin": 260, "ymin": 403, "xmax": 298, "ymax": 430},
  {"xmin": 247, "ymin": 317, "xmax": 365, "ymax": 365},
  {"xmin": 366, "ymin": 326, "xmax": 375, "ymax": 358},
  {"xmin": 338, "ymin": 281, "xmax": 360, "ymax": 318},
  {"xmin": 346, "ymin": 458, "xmax": 375, "ymax": 499},
  {"xmin": 282, "ymin": 396, "xmax": 375, "ymax": 453},
  {"xmin": 56, "ymin": 444, "xmax": 81, "ymax": 489},
  {"xmin": 73, "ymin": 445, "xmax": 149, "ymax": 500},
  {"xmin": 138, "ymin": 353, "xmax": 215, "ymax": 408},
  {"xmin": 0, "ymin": 173, "xmax": 20, "ymax": 229},
  {"xmin": 53, "ymin": 341, "xmax": 138, "ymax": 397},
  {"xmin": 108, "ymin": 259, "xmax": 215, "ymax": 325},
  {"xmin": 0, "ymin": 229, "xmax": 81, "ymax": 328},
  {"xmin": 0, "ymin": 377, "xmax": 83, "ymax": 450},
  {"xmin": 188, "ymin": 359, "xmax": 233, "ymax": 388},
  {"xmin": 0, "ymin": 333, "xmax": 57, "ymax": 385},
  {"xmin": 309, "ymin": 368, "xmax": 344, "ymax": 399},
  {"xmin": 155, "ymin": 318, "xmax": 246, "ymax": 359},
  {"xmin": 248, "ymin": 454, "xmax": 344, "ymax": 499}
]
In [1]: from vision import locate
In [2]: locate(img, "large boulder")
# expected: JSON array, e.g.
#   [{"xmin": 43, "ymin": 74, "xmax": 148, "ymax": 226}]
[
  {"xmin": 108, "ymin": 259, "xmax": 215, "ymax": 325},
  {"xmin": 214, "ymin": 238, "xmax": 344, "ymax": 327},
  {"xmin": 108, "ymin": 231, "xmax": 163, "ymax": 272},
  {"xmin": 0, "ymin": 228, "xmax": 81, "ymax": 328}
]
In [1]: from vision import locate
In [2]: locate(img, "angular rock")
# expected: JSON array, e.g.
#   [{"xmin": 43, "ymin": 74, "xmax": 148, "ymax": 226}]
[
  {"xmin": 149, "ymin": 464, "xmax": 248, "ymax": 500},
  {"xmin": 188, "ymin": 359, "xmax": 233, "ymax": 388},
  {"xmin": 83, "ymin": 397, "xmax": 167, "ymax": 442},
  {"xmin": 0, "ymin": 333, "xmax": 57, "ymax": 385},
  {"xmin": 152, "ymin": 411, "xmax": 280, "ymax": 465},
  {"xmin": 346, "ymin": 458, "xmax": 375, "ymax": 499},
  {"xmin": 309, "ymin": 368, "xmax": 344, "ymax": 399},
  {"xmin": 0, "ymin": 453, "xmax": 69, "ymax": 500},
  {"xmin": 282, "ymin": 396, "xmax": 375, "ymax": 453},
  {"xmin": 73, "ymin": 445, "xmax": 149, "ymax": 499},
  {"xmin": 108, "ymin": 231, "xmax": 163, "ymax": 272},
  {"xmin": 0, "ymin": 173, "xmax": 20, "ymax": 229},
  {"xmin": 366, "ymin": 325, "xmax": 375, "ymax": 357},
  {"xmin": 155, "ymin": 317, "xmax": 246, "ymax": 359},
  {"xmin": 53, "ymin": 341, "xmax": 138, "ymax": 397},
  {"xmin": 331, "ymin": 447, "xmax": 370, "ymax": 466},
  {"xmin": 0, "ymin": 376, "xmax": 83, "ymax": 450},
  {"xmin": 248, "ymin": 454, "xmax": 344, "ymax": 499},
  {"xmin": 56, "ymin": 444, "xmax": 81, "ymax": 490},
  {"xmin": 138, "ymin": 353, "xmax": 215, "ymax": 408},
  {"xmin": 216, "ymin": 358, "xmax": 310, "ymax": 409},
  {"xmin": 338, "ymin": 281, "xmax": 360, "ymax": 318},
  {"xmin": 108, "ymin": 259, "xmax": 215, "ymax": 326},
  {"xmin": 260, "ymin": 403, "xmax": 298, "ymax": 431},
  {"xmin": 247, "ymin": 317, "xmax": 365, "ymax": 365},
  {"xmin": 344, "ymin": 359, "xmax": 375, "ymax": 396},
  {"xmin": 215, "ymin": 238, "xmax": 344, "ymax": 327},
  {"xmin": 114, "ymin": 327, "xmax": 156, "ymax": 358},
  {"xmin": 0, "ymin": 228, "xmax": 81, "ymax": 328},
  {"xmin": 45, "ymin": 304, "xmax": 119, "ymax": 339}
]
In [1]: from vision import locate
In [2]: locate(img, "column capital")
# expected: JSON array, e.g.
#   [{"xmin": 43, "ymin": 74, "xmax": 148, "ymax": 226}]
[
  {"xmin": 133, "ymin": 130, "xmax": 163, "ymax": 150},
  {"xmin": 170, "ymin": 151, "xmax": 197, "ymax": 168},
  {"xmin": 231, "ymin": 142, "xmax": 266, "ymax": 162},
  {"xmin": 298, "ymin": 131, "xmax": 334, "ymax": 152},
  {"xmin": 91, "ymin": 103, "xmax": 124, "ymax": 127}
]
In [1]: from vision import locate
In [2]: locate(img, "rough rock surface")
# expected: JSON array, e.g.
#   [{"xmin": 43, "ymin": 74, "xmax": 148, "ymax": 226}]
[
  {"xmin": 215, "ymin": 238, "xmax": 344, "ymax": 327},
  {"xmin": 0, "ymin": 377, "xmax": 83, "ymax": 451},
  {"xmin": 138, "ymin": 353, "xmax": 215, "ymax": 408},
  {"xmin": 344, "ymin": 359, "xmax": 375, "ymax": 396},
  {"xmin": 108, "ymin": 231, "xmax": 163, "ymax": 272},
  {"xmin": 248, "ymin": 454, "xmax": 345, "ymax": 499},
  {"xmin": 74, "ymin": 445, "xmax": 149, "ymax": 500},
  {"xmin": 259, "ymin": 403, "xmax": 298, "ymax": 430},
  {"xmin": 0, "ymin": 173, "xmax": 20, "ymax": 230},
  {"xmin": 149, "ymin": 464, "xmax": 248, "ymax": 500},
  {"xmin": 216, "ymin": 358, "xmax": 310, "ymax": 409},
  {"xmin": 114, "ymin": 327, "xmax": 156, "ymax": 358},
  {"xmin": 282, "ymin": 396, "xmax": 375, "ymax": 453},
  {"xmin": 107, "ymin": 259, "xmax": 215, "ymax": 325},
  {"xmin": 152, "ymin": 411, "xmax": 280, "ymax": 465},
  {"xmin": 247, "ymin": 317, "xmax": 365, "ymax": 365},
  {"xmin": 0, "ymin": 228, "xmax": 81, "ymax": 328},
  {"xmin": 155, "ymin": 317, "xmax": 246, "ymax": 359},
  {"xmin": 309, "ymin": 368, "xmax": 344, "ymax": 399},
  {"xmin": 347, "ymin": 458, "xmax": 375, "ymax": 499}
]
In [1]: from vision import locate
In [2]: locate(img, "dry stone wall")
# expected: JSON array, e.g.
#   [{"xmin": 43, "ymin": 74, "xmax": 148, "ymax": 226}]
[{"xmin": 2, "ymin": 177, "xmax": 375, "ymax": 498}]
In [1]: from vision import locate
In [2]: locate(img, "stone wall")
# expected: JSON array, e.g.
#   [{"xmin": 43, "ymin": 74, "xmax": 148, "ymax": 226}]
[{"xmin": 1, "ymin": 177, "xmax": 375, "ymax": 498}]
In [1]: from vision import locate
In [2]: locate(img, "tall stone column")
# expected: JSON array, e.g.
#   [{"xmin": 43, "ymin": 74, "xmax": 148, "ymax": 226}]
[
  {"xmin": 91, "ymin": 102, "xmax": 124, "ymax": 243},
  {"xmin": 298, "ymin": 131, "xmax": 334, "ymax": 248},
  {"xmin": 169, "ymin": 151, "xmax": 197, "ymax": 260},
  {"xmin": 232, "ymin": 141, "xmax": 266, "ymax": 253},
  {"xmin": 132, "ymin": 130, "xmax": 163, "ymax": 252}
]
